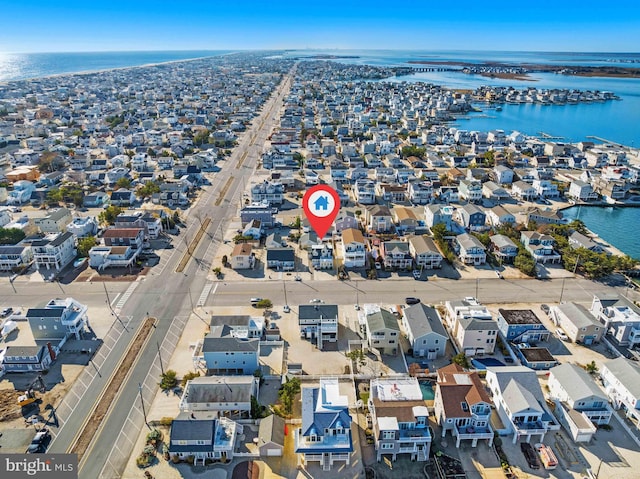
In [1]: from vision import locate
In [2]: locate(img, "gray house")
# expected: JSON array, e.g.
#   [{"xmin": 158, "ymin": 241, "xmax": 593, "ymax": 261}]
[
  {"xmin": 402, "ymin": 303, "xmax": 448, "ymax": 359},
  {"xmin": 196, "ymin": 325, "xmax": 260, "ymax": 375}
]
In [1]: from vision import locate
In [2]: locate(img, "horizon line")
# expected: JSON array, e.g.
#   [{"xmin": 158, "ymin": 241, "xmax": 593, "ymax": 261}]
[{"xmin": 2, "ymin": 48, "xmax": 640, "ymax": 55}]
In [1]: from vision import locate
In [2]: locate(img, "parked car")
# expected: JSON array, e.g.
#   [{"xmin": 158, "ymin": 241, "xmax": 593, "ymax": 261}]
[
  {"xmin": 309, "ymin": 299, "xmax": 324, "ymax": 304},
  {"xmin": 27, "ymin": 429, "xmax": 50, "ymax": 454},
  {"xmin": 555, "ymin": 328, "xmax": 569, "ymax": 342},
  {"xmin": 405, "ymin": 297, "xmax": 421, "ymax": 305},
  {"xmin": 283, "ymin": 305, "xmax": 290, "ymax": 313},
  {"xmin": 1, "ymin": 307, "xmax": 13, "ymax": 318},
  {"xmin": 520, "ymin": 442, "xmax": 541, "ymax": 469},
  {"xmin": 541, "ymin": 304, "xmax": 550, "ymax": 315}
]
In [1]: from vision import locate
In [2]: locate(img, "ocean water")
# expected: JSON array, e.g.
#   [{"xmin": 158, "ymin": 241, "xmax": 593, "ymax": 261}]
[
  {"xmin": 562, "ymin": 206, "xmax": 640, "ymax": 259},
  {"xmin": 0, "ymin": 50, "xmax": 231, "ymax": 82}
]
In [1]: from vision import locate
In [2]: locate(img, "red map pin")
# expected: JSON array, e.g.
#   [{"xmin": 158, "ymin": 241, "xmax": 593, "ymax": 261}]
[{"xmin": 302, "ymin": 185, "xmax": 341, "ymax": 239}]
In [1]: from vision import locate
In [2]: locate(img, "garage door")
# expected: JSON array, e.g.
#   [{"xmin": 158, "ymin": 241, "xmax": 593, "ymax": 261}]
[{"xmin": 266, "ymin": 448, "xmax": 282, "ymax": 457}]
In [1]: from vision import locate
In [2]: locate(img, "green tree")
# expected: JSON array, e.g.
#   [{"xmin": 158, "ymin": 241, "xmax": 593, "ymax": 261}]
[
  {"xmin": 431, "ymin": 223, "xmax": 448, "ymax": 241},
  {"xmin": 116, "ymin": 177, "xmax": 132, "ymax": 189},
  {"xmin": 293, "ymin": 152, "xmax": 304, "ymax": 165},
  {"xmin": 0, "ymin": 228, "xmax": 26, "ymax": 245},
  {"xmin": 159, "ymin": 370, "xmax": 178, "ymax": 390},
  {"xmin": 250, "ymin": 396, "xmax": 264, "ymax": 419},
  {"xmin": 180, "ymin": 371, "xmax": 201, "ymax": 387},
  {"xmin": 99, "ymin": 205, "xmax": 123, "ymax": 225},
  {"xmin": 400, "ymin": 145, "xmax": 426, "ymax": 159},
  {"xmin": 77, "ymin": 236, "xmax": 97, "ymax": 256},
  {"xmin": 452, "ymin": 353, "xmax": 470, "ymax": 369},
  {"xmin": 345, "ymin": 349, "xmax": 366, "ymax": 373},
  {"xmin": 256, "ymin": 299, "xmax": 273, "ymax": 309},
  {"xmin": 585, "ymin": 361, "xmax": 599, "ymax": 375},
  {"xmin": 138, "ymin": 181, "xmax": 161, "ymax": 198},
  {"xmin": 514, "ymin": 251, "xmax": 537, "ymax": 277},
  {"xmin": 278, "ymin": 377, "xmax": 301, "ymax": 417},
  {"xmin": 46, "ymin": 188, "xmax": 63, "ymax": 205},
  {"xmin": 193, "ymin": 129, "xmax": 210, "ymax": 146}
]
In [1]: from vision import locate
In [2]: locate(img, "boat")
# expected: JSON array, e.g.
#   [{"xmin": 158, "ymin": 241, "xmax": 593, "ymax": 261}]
[{"xmin": 534, "ymin": 443, "xmax": 558, "ymax": 470}]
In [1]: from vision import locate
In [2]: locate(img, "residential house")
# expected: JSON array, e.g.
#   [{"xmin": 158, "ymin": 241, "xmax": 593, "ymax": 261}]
[
  {"xmin": 459, "ymin": 180, "xmax": 482, "ymax": 202},
  {"xmin": 0, "ymin": 245, "xmax": 33, "ymax": 271},
  {"xmin": 34, "ymin": 207, "xmax": 73, "ymax": 234},
  {"xmin": 526, "ymin": 208, "xmax": 565, "ymax": 225},
  {"xmin": 551, "ymin": 302, "xmax": 603, "ymax": 345},
  {"xmin": 230, "ymin": 243, "xmax": 255, "ymax": 270},
  {"xmin": 590, "ymin": 293, "xmax": 640, "ymax": 347},
  {"xmin": 456, "ymin": 233, "xmax": 486, "ymax": 265},
  {"xmin": 520, "ymin": 231, "xmax": 561, "ymax": 264},
  {"xmin": 496, "ymin": 309, "xmax": 550, "ymax": 343},
  {"xmin": 66, "ymin": 216, "xmax": 98, "ymax": 238},
  {"xmin": 368, "ymin": 377, "xmax": 431, "ymax": 462},
  {"xmin": 407, "ymin": 180, "xmax": 433, "ymax": 205},
  {"xmin": 490, "ymin": 235, "xmax": 518, "ymax": 263},
  {"xmin": 298, "ymin": 304, "xmax": 338, "ymax": 350},
  {"xmin": 341, "ymin": 228, "xmax": 366, "ymax": 268},
  {"xmin": 295, "ymin": 378, "xmax": 353, "ymax": 470},
  {"xmin": 251, "ymin": 181, "xmax": 284, "ymax": 206},
  {"xmin": 514, "ymin": 347, "xmax": 558, "ymax": 370},
  {"xmin": 178, "ymin": 376, "xmax": 259, "ymax": 418},
  {"xmin": 402, "ymin": 303, "xmax": 448, "ymax": 359},
  {"xmin": 511, "ymin": 181, "xmax": 537, "ymax": 201},
  {"xmin": 354, "ymin": 179, "xmax": 376, "ymax": 205},
  {"xmin": 381, "ymin": 241, "xmax": 413, "ymax": 270},
  {"xmin": 110, "ymin": 188, "xmax": 136, "ymax": 207},
  {"xmin": 365, "ymin": 308, "xmax": 400, "ymax": 355},
  {"xmin": 242, "ymin": 219, "xmax": 263, "ymax": 240},
  {"xmin": 434, "ymin": 364, "xmax": 494, "ymax": 448},
  {"xmin": 393, "ymin": 207, "xmax": 418, "ymax": 234},
  {"xmin": 240, "ymin": 204, "xmax": 275, "ymax": 228},
  {"xmin": 88, "ymin": 245, "xmax": 140, "ymax": 270},
  {"xmin": 193, "ymin": 326, "xmax": 260, "ymax": 375},
  {"xmin": 482, "ymin": 181, "xmax": 511, "ymax": 201},
  {"xmin": 408, "ymin": 235, "xmax": 443, "ymax": 269},
  {"xmin": 310, "ymin": 244, "xmax": 333, "ymax": 270},
  {"xmin": 114, "ymin": 211, "xmax": 163, "ymax": 240},
  {"xmin": 365, "ymin": 205, "xmax": 394, "ymax": 233},
  {"xmin": 493, "ymin": 165, "xmax": 514, "ymax": 184},
  {"xmin": 487, "ymin": 206, "xmax": 515, "ymax": 227},
  {"xmin": 458, "ymin": 204, "xmax": 486, "ymax": 232},
  {"xmin": 31, "ymin": 232, "xmax": 77, "ymax": 275},
  {"xmin": 568, "ymin": 180, "xmax": 597, "ymax": 202},
  {"xmin": 444, "ymin": 298, "xmax": 497, "ymax": 356},
  {"xmin": 533, "ymin": 179, "xmax": 560, "ymax": 198},
  {"xmin": 266, "ymin": 247, "xmax": 295, "ymax": 271},
  {"xmin": 1, "ymin": 346, "xmax": 53, "ymax": 373},
  {"xmin": 548, "ymin": 363, "xmax": 612, "ymax": 442},
  {"xmin": 83, "ymin": 191, "xmax": 109, "ymax": 208},
  {"xmin": 568, "ymin": 231, "xmax": 605, "ymax": 253},
  {"xmin": 26, "ymin": 297, "xmax": 89, "ymax": 349},
  {"xmin": 103, "ymin": 227, "xmax": 145, "ymax": 250},
  {"xmin": 334, "ymin": 211, "xmax": 359, "ymax": 234},
  {"xmin": 424, "ymin": 204, "xmax": 453, "ymax": 230},
  {"xmin": 168, "ymin": 413, "xmax": 239, "ymax": 464},
  {"xmin": 600, "ymin": 358, "xmax": 640, "ymax": 429},
  {"xmin": 486, "ymin": 366, "xmax": 560, "ymax": 443},
  {"xmin": 7, "ymin": 180, "xmax": 36, "ymax": 204}
]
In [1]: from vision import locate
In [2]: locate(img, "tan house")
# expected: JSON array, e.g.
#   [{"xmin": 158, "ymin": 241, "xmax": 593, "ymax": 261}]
[
  {"xmin": 341, "ymin": 228, "xmax": 366, "ymax": 268},
  {"xmin": 34, "ymin": 207, "xmax": 73, "ymax": 234},
  {"xmin": 408, "ymin": 235, "xmax": 442, "ymax": 269},
  {"xmin": 230, "ymin": 243, "xmax": 255, "ymax": 270}
]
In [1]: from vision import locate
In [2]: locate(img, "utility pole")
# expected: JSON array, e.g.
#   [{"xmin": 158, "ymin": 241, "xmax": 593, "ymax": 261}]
[
  {"xmin": 138, "ymin": 382, "xmax": 150, "ymax": 430},
  {"xmin": 559, "ymin": 277, "xmax": 567, "ymax": 303},
  {"xmin": 282, "ymin": 279, "xmax": 288, "ymax": 309},
  {"xmin": 156, "ymin": 340, "xmax": 164, "ymax": 376}
]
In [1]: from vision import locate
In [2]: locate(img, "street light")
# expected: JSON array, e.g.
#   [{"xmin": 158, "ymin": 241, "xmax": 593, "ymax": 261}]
[{"xmin": 139, "ymin": 382, "xmax": 150, "ymax": 430}]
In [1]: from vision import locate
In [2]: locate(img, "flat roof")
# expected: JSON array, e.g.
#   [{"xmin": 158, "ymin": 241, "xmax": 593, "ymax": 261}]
[
  {"xmin": 499, "ymin": 309, "xmax": 541, "ymax": 325},
  {"xmin": 520, "ymin": 347, "xmax": 555, "ymax": 362}
]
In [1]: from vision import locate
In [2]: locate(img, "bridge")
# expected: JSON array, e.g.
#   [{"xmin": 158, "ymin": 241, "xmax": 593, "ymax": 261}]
[{"xmin": 394, "ymin": 66, "xmax": 459, "ymax": 76}]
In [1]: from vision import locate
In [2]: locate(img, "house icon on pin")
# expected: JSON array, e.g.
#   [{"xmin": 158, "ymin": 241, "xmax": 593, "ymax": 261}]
[{"xmin": 314, "ymin": 195, "xmax": 329, "ymax": 211}]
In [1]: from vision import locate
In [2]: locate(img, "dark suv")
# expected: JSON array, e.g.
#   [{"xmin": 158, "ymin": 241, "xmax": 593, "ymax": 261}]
[{"xmin": 405, "ymin": 297, "xmax": 421, "ymax": 305}]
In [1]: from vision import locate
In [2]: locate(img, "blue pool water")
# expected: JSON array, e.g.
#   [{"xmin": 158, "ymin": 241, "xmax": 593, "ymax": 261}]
[
  {"xmin": 471, "ymin": 358, "xmax": 506, "ymax": 370},
  {"xmin": 419, "ymin": 381, "xmax": 435, "ymax": 400}
]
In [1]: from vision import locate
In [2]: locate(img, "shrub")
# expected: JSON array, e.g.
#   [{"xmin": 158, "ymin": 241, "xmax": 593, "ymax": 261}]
[
  {"xmin": 159, "ymin": 417, "xmax": 174, "ymax": 426},
  {"xmin": 159, "ymin": 370, "xmax": 178, "ymax": 390},
  {"xmin": 146, "ymin": 429, "xmax": 163, "ymax": 444},
  {"xmin": 181, "ymin": 371, "xmax": 200, "ymax": 387},
  {"xmin": 256, "ymin": 299, "xmax": 273, "ymax": 309}
]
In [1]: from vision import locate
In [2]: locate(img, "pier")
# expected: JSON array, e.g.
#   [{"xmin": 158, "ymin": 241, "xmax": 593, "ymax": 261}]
[{"xmin": 538, "ymin": 132, "xmax": 565, "ymax": 140}]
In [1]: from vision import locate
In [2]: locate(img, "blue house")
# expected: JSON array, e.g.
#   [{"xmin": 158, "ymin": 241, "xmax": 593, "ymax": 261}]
[
  {"xmin": 295, "ymin": 378, "xmax": 353, "ymax": 470},
  {"xmin": 314, "ymin": 195, "xmax": 329, "ymax": 211},
  {"xmin": 496, "ymin": 309, "xmax": 550, "ymax": 343},
  {"xmin": 196, "ymin": 325, "xmax": 260, "ymax": 375}
]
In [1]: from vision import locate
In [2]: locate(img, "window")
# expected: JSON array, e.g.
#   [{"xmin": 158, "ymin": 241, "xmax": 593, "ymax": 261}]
[
  {"xmin": 435, "ymin": 339, "xmax": 439, "ymax": 344},
  {"xmin": 382, "ymin": 431, "xmax": 395, "ymax": 440},
  {"xmin": 381, "ymin": 443, "xmax": 393, "ymax": 449},
  {"xmin": 461, "ymin": 402, "xmax": 469, "ymax": 412}
]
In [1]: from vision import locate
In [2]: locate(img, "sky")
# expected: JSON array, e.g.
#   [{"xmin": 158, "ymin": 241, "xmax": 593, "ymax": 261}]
[{"xmin": 1, "ymin": 0, "xmax": 639, "ymax": 53}]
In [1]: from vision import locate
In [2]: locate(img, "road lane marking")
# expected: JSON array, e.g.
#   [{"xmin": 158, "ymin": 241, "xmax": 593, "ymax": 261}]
[
  {"xmin": 197, "ymin": 283, "xmax": 213, "ymax": 306},
  {"xmin": 115, "ymin": 282, "xmax": 139, "ymax": 311}
]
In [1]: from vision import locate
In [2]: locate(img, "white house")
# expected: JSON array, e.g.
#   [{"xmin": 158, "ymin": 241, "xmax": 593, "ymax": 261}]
[{"xmin": 600, "ymin": 358, "xmax": 640, "ymax": 430}]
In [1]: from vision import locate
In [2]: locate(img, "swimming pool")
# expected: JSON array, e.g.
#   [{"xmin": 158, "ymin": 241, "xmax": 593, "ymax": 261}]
[
  {"xmin": 419, "ymin": 381, "xmax": 435, "ymax": 400},
  {"xmin": 471, "ymin": 357, "xmax": 505, "ymax": 370}
]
